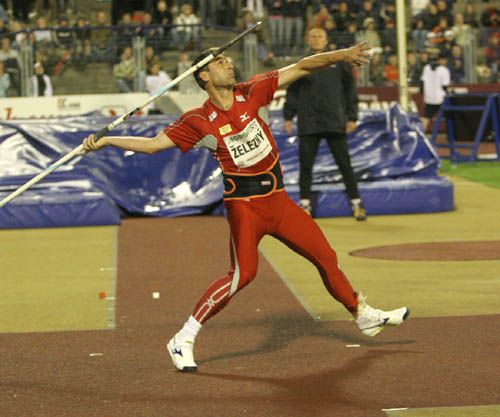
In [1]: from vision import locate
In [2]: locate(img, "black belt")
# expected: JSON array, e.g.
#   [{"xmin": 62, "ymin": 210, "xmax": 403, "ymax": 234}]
[{"xmin": 223, "ymin": 161, "xmax": 284, "ymax": 199}]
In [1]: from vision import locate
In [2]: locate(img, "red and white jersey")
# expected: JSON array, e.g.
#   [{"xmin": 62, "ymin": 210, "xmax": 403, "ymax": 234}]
[{"xmin": 164, "ymin": 70, "xmax": 280, "ymax": 174}]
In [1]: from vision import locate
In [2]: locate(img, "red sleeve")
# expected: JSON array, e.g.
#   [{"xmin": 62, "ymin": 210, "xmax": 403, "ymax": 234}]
[
  {"xmin": 237, "ymin": 70, "xmax": 279, "ymax": 108},
  {"xmin": 163, "ymin": 111, "xmax": 204, "ymax": 153}
]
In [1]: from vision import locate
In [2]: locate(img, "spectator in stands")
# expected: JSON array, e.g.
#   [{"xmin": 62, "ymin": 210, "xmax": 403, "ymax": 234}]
[
  {"xmin": 283, "ymin": 27, "xmax": 366, "ymax": 220},
  {"xmin": 384, "ymin": 54, "xmax": 399, "ymax": 86},
  {"xmin": 451, "ymin": 13, "xmax": 472, "ymax": 49},
  {"xmin": 32, "ymin": 16, "xmax": 53, "ymax": 44},
  {"xmin": 439, "ymin": 30, "xmax": 456, "ymax": 60},
  {"xmin": 53, "ymin": 16, "xmax": 74, "ymax": 76},
  {"xmin": 74, "ymin": 17, "xmax": 91, "ymax": 69},
  {"xmin": 0, "ymin": 61, "xmax": 10, "ymax": 97},
  {"xmin": 309, "ymin": 4, "xmax": 332, "ymax": 30},
  {"xmin": 360, "ymin": 18, "xmax": 380, "ymax": 48},
  {"xmin": 369, "ymin": 51, "xmax": 385, "ymax": 86},
  {"xmin": 436, "ymin": 0, "xmax": 453, "ymax": 28},
  {"xmin": 0, "ymin": 37, "xmax": 20, "ymax": 95},
  {"xmin": 413, "ymin": 18, "xmax": 429, "ymax": 52},
  {"xmin": 31, "ymin": 16, "xmax": 55, "ymax": 69},
  {"xmin": 10, "ymin": 20, "xmax": 28, "ymax": 49},
  {"xmin": 422, "ymin": 3, "xmax": 440, "ymax": 31},
  {"xmin": 334, "ymin": 1, "xmax": 354, "ymax": 32},
  {"xmin": 31, "ymin": 62, "xmax": 53, "ymax": 96},
  {"xmin": 138, "ymin": 11, "xmax": 161, "ymax": 48},
  {"xmin": 420, "ymin": 53, "xmax": 450, "ymax": 131},
  {"xmin": 175, "ymin": 51, "xmax": 199, "ymax": 93},
  {"xmin": 245, "ymin": 0, "xmax": 266, "ymax": 21},
  {"xmin": 152, "ymin": 0, "xmax": 173, "ymax": 40},
  {"xmin": 145, "ymin": 62, "xmax": 171, "ymax": 114},
  {"xmin": 449, "ymin": 45, "xmax": 465, "ymax": 83},
  {"xmin": 145, "ymin": 45, "xmax": 160, "ymax": 72},
  {"xmin": 239, "ymin": 8, "xmax": 268, "ymax": 59},
  {"xmin": 407, "ymin": 51, "xmax": 422, "ymax": 85},
  {"xmin": 419, "ymin": 49, "xmax": 429, "ymax": 69},
  {"xmin": 91, "ymin": 11, "xmax": 113, "ymax": 61},
  {"xmin": 379, "ymin": 1, "xmax": 396, "ymax": 27},
  {"xmin": 113, "ymin": 46, "xmax": 136, "ymax": 92},
  {"xmin": 480, "ymin": 0, "xmax": 499, "ymax": 29},
  {"xmin": 173, "ymin": 3, "xmax": 201, "ymax": 50},
  {"xmin": 335, "ymin": 21, "xmax": 360, "ymax": 48},
  {"xmin": 116, "ymin": 12, "xmax": 137, "ymax": 49},
  {"xmin": 55, "ymin": 16, "xmax": 74, "ymax": 50},
  {"xmin": 484, "ymin": 32, "xmax": 499, "ymax": 83},
  {"xmin": 357, "ymin": 0, "xmax": 379, "ymax": 29},
  {"xmin": 0, "ymin": 37, "xmax": 20, "ymax": 65},
  {"xmin": 283, "ymin": 0, "xmax": 306, "ymax": 55},
  {"xmin": 380, "ymin": 19, "xmax": 397, "ymax": 55},
  {"xmin": 462, "ymin": 2, "xmax": 478, "ymax": 29},
  {"xmin": 428, "ymin": 16, "xmax": 451, "ymax": 49},
  {"xmin": 324, "ymin": 18, "xmax": 340, "ymax": 50},
  {"xmin": 267, "ymin": 0, "xmax": 284, "ymax": 56}
]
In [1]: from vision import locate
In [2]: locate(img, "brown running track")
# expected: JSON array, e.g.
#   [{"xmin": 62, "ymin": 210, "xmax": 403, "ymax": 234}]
[{"xmin": 0, "ymin": 217, "xmax": 499, "ymax": 417}]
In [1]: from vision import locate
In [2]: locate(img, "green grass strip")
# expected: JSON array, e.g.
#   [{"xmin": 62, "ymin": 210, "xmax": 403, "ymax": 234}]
[{"xmin": 440, "ymin": 160, "xmax": 500, "ymax": 189}]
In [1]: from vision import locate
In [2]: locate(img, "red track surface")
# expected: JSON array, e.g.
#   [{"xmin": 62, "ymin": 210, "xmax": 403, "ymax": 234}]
[{"xmin": 1, "ymin": 217, "xmax": 499, "ymax": 417}]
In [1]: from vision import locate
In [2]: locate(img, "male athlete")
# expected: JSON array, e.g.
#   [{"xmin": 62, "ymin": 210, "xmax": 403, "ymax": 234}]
[{"xmin": 83, "ymin": 41, "xmax": 409, "ymax": 372}]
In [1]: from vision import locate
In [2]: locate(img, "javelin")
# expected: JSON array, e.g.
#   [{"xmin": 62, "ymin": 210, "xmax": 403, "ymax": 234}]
[{"xmin": 0, "ymin": 21, "xmax": 262, "ymax": 208}]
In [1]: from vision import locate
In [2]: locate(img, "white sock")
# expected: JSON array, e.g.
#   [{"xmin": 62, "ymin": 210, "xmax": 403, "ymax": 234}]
[
  {"xmin": 300, "ymin": 198, "xmax": 311, "ymax": 207},
  {"xmin": 350, "ymin": 198, "xmax": 361, "ymax": 207},
  {"xmin": 176, "ymin": 316, "xmax": 202, "ymax": 342}
]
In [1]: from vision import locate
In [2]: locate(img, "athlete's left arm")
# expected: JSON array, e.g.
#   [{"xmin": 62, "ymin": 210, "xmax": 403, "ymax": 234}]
[{"xmin": 277, "ymin": 41, "xmax": 371, "ymax": 89}]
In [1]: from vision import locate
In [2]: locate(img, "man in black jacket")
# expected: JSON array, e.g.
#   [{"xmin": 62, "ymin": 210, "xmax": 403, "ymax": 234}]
[{"xmin": 283, "ymin": 27, "xmax": 366, "ymax": 220}]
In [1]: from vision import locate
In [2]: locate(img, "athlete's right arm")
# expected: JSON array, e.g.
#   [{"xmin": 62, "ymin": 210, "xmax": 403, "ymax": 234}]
[{"xmin": 82, "ymin": 129, "xmax": 175, "ymax": 154}]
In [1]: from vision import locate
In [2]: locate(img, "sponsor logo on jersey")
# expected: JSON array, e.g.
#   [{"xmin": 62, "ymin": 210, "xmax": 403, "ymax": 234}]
[
  {"xmin": 235, "ymin": 95, "xmax": 246, "ymax": 102},
  {"xmin": 239, "ymin": 112, "xmax": 250, "ymax": 122},
  {"xmin": 223, "ymin": 118, "xmax": 272, "ymax": 168},
  {"xmin": 208, "ymin": 111, "xmax": 218, "ymax": 121},
  {"xmin": 219, "ymin": 124, "xmax": 233, "ymax": 135}
]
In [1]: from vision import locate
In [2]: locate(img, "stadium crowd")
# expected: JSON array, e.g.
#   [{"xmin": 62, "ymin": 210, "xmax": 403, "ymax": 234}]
[{"xmin": 0, "ymin": 0, "xmax": 498, "ymax": 97}]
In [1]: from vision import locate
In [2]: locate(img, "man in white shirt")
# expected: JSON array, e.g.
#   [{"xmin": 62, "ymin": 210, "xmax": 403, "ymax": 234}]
[
  {"xmin": 145, "ymin": 62, "xmax": 172, "ymax": 114},
  {"xmin": 173, "ymin": 3, "xmax": 201, "ymax": 50},
  {"xmin": 420, "ymin": 54, "xmax": 450, "ymax": 131}
]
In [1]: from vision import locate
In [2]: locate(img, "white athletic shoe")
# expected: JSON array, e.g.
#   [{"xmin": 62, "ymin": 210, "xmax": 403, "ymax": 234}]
[
  {"xmin": 355, "ymin": 293, "xmax": 410, "ymax": 337},
  {"xmin": 167, "ymin": 335, "xmax": 197, "ymax": 372}
]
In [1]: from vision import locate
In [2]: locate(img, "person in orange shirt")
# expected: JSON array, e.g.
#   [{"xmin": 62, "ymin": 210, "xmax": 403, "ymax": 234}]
[{"xmin": 384, "ymin": 54, "xmax": 399, "ymax": 86}]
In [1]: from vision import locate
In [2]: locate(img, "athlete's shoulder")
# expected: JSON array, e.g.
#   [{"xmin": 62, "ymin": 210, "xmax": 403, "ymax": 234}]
[
  {"xmin": 170, "ymin": 106, "xmax": 209, "ymax": 129},
  {"xmin": 236, "ymin": 70, "xmax": 279, "ymax": 92}
]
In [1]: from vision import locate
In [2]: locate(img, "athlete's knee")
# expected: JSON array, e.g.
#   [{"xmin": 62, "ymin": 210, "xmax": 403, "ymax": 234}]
[{"xmin": 229, "ymin": 266, "xmax": 258, "ymax": 295}]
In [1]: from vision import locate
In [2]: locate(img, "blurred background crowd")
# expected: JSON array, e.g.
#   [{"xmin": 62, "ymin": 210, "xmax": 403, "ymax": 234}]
[{"xmin": 0, "ymin": 0, "xmax": 498, "ymax": 98}]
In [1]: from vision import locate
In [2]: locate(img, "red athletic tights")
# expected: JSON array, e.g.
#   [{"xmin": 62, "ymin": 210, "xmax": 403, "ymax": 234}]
[{"xmin": 192, "ymin": 190, "xmax": 358, "ymax": 324}]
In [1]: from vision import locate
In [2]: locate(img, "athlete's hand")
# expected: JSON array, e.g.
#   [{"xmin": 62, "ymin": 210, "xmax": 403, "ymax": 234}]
[
  {"xmin": 344, "ymin": 41, "xmax": 371, "ymax": 67},
  {"xmin": 346, "ymin": 121, "xmax": 358, "ymax": 133},
  {"xmin": 82, "ymin": 133, "xmax": 105, "ymax": 154},
  {"xmin": 284, "ymin": 120, "xmax": 294, "ymax": 136}
]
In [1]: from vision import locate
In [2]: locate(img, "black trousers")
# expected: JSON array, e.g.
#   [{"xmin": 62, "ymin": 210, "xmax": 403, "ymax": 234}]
[{"xmin": 299, "ymin": 131, "xmax": 360, "ymax": 201}]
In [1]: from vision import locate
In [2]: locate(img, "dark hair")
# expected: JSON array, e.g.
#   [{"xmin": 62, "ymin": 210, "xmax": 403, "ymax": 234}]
[{"xmin": 192, "ymin": 47, "xmax": 218, "ymax": 90}]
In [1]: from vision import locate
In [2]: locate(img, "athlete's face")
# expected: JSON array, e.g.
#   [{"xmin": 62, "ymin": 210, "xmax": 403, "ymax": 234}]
[{"xmin": 202, "ymin": 55, "xmax": 236, "ymax": 89}]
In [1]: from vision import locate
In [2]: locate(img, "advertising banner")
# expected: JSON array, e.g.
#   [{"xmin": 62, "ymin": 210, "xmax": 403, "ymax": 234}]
[{"xmin": 0, "ymin": 93, "xmax": 149, "ymax": 120}]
